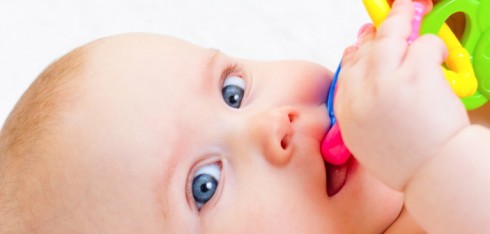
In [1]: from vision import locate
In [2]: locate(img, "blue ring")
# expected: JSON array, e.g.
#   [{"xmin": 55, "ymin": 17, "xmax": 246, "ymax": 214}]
[{"xmin": 327, "ymin": 62, "xmax": 342, "ymax": 127}]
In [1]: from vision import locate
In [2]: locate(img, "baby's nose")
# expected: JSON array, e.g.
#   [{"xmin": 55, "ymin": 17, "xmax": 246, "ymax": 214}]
[{"xmin": 249, "ymin": 107, "xmax": 296, "ymax": 166}]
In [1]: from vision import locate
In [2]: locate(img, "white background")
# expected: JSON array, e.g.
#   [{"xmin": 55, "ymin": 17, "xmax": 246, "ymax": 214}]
[{"xmin": 0, "ymin": 0, "xmax": 369, "ymax": 127}]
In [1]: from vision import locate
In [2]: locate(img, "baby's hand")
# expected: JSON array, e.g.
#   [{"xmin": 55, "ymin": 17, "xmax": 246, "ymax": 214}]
[{"xmin": 335, "ymin": 0, "xmax": 470, "ymax": 191}]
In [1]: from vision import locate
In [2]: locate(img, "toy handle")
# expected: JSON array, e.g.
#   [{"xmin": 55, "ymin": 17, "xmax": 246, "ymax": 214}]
[{"xmin": 420, "ymin": 0, "xmax": 485, "ymax": 109}]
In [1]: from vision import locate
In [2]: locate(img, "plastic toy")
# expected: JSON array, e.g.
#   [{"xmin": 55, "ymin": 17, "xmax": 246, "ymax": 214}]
[{"xmin": 322, "ymin": 0, "xmax": 490, "ymax": 164}]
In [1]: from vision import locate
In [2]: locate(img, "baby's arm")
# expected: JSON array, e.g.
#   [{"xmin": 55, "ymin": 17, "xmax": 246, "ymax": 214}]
[
  {"xmin": 405, "ymin": 125, "xmax": 490, "ymax": 233},
  {"xmin": 335, "ymin": 0, "xmax": 490, "ymax": 232}
]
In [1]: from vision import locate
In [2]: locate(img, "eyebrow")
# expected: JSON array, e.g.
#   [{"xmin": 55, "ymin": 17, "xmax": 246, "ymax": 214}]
[{"xmin": 205, "ymin": 49, "xmax": 240, "ymax": 81}]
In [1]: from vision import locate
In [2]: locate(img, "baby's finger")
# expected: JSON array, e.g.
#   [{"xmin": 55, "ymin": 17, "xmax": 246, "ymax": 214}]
[
  {"xmin": 373, "ymin": 0, "xmax": 414, "ymax": 71},
  {"xmin": 341, "ymin": 45, "xmax": 359, "ymax": 67},
  {"xmin": 356, "ymin": 25, "xmax": 376, "ymax": 56},
  {"xmin": 357, "ymin": 23, "xmax": 376, "ymax": 46},
  {"xmin": 377, "ymin": 0, "xmax": 413, "ymax": 42},
  {"xmin": 342, "ymin": 25, "xmax": 376, "ymax": 67},
  {"xmin": 404, "ymin": 34, "xmax": 447, "ymax": 74}
]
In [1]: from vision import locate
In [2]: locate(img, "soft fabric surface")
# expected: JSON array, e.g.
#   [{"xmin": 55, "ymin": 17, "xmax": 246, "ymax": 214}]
[{"xmin": 0, "ymin": 0, "xmax": 369, "ymax": 126}]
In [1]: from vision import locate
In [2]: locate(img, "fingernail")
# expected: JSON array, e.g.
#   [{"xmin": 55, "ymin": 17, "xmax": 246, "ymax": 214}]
[
  {"xmin": 353, "ymin": 40, "xmax": 360, "ymax": 46},
  {"xmin": 357, "ymin": 23, "xmax": 373, "ymax": 37},
  {"xmin": 393, "ymin": 0, "xmax": 410, "ymax": 7},
  {"xmin": 321, "ymin": 123, "xmax": 352, "ymax": 165}
]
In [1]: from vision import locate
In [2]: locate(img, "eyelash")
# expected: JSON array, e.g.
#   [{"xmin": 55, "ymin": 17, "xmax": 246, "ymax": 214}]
[{"xmin": 221, "ymin": 63, "xmax": 240, "ymax": 81}]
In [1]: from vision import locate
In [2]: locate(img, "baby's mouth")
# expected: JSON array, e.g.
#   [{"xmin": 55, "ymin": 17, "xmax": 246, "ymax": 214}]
[
  {"xmin": 321, "ymin": 120, "xmax": 352, "ymax": 196},
  {"xmin": 325, "ymin": 158, "xmax": 351, "ymax": 196}
]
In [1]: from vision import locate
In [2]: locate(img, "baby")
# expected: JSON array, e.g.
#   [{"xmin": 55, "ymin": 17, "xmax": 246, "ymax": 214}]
[{"xmin": 1, "ymin": 0, "xmax": 489, "ymax": 233}]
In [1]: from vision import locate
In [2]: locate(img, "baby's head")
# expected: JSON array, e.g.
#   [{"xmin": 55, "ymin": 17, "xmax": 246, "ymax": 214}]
[{"xmin": 0, "ymin": 34, "xmax": 403, "ymax": 233}]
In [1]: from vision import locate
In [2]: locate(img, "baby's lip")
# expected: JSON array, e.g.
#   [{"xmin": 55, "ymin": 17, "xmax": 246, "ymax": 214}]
[{"xmin": 325, "ymin": 157, "xmax": 353, "ymax": 197}]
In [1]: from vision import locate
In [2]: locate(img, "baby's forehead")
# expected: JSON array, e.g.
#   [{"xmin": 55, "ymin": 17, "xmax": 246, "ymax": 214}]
[
  {"xmin": 72, "ymin": 33, "xmax": 222, "ymax": 128},
  {"xmin": 83, "ymin": 33, "xmax": 220, "ymax": 84},
  {"xmin": 87, "ymin": 35, "xmax": 235, "ymax": 98},
  {"xmin": 88, "ymin": 33, "xmax": 210, "ymax": 60}
]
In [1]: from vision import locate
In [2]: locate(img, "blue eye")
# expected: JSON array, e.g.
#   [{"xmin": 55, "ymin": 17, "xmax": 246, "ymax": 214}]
[
  {"xmin": 222, "ymin": 76, "xmax": 245, "ymax": 108},
  {"xmin": 192, "ymin": 163, "xmax": 221, "ymax": 210}
]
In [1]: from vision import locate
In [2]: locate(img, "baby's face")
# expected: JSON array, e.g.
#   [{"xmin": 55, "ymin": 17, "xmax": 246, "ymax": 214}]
[{"xmin": 44, "ymin": 34, "xmax": 403, "ymax": 233}]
